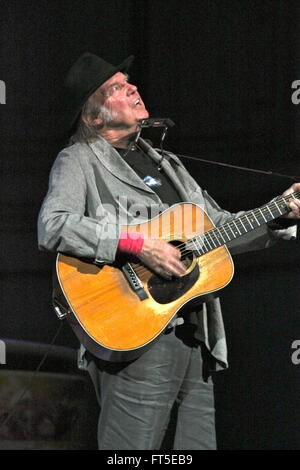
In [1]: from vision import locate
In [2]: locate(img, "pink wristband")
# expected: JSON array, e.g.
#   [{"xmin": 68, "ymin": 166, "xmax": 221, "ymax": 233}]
[{"xmin": 118, "ymin": 232, "xmax": 144, "ymax": 256}]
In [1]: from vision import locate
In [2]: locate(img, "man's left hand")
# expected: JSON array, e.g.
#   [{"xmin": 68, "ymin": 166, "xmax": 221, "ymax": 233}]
[{"xmin": 282, "ymin": 183, "xmax": 300, "ymax": 219}]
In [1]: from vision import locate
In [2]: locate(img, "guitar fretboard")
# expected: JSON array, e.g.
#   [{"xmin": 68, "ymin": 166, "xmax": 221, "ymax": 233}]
[{"xmin": 190, "ymin": 191, "xmax": 299, "ymax": 256}]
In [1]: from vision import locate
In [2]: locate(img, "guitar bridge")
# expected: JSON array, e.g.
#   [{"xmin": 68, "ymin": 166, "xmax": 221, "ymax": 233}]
[{"xmin": 122, "ymin": 263, "xmax": 148, "ymax": 301}]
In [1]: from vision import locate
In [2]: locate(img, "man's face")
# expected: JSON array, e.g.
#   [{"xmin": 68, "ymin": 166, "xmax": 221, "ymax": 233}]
[{"xmin": 99, "ymin": 72, "xmax": 149, "ymax": 130}]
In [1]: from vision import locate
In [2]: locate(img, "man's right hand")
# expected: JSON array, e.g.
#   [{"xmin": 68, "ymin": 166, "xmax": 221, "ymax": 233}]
[{"xmin": 138, "ymin": 238, "xmax": 186, "ymax": 279}]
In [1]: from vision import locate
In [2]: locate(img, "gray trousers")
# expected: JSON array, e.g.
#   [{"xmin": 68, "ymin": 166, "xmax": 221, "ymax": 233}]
[{"xmin": 87, "ymin": 325, "xmax": 216, "ymax": 450}]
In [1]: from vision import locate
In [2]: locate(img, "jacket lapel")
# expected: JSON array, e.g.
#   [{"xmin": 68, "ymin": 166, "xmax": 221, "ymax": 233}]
[
  {"xmin": 88, "ymin": 137, "xmax": 155, "ymax": 194},
  {"xmin": 88, "ymin": 135, "xmax": 190, "ymax": 201}
]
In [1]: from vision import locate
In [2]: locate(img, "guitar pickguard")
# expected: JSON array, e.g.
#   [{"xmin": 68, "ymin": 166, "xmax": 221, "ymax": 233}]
[{"xmin": 147, "ymin": 264, "xmax": 200, "ymax": 304}]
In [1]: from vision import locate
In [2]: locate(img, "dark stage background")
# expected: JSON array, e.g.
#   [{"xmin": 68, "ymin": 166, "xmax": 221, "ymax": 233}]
[{"xmin": 1, "ymin": 0, "xmax": 300, "ymax": 449}]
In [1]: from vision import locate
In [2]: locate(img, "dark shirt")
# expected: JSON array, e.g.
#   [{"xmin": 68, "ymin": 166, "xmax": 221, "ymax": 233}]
[{"xmin": 116, "ymin": 147, "xmax": 182, "ymax": 206}]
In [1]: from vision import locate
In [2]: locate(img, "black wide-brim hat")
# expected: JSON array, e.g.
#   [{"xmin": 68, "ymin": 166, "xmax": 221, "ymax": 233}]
[{"xmin": 64, "ymin": 52, "xmax": 134, "ymax": 133}]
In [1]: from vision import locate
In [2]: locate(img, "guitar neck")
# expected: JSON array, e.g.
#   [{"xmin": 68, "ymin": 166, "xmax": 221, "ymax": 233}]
[{"xmin": 191, "ymin": 191, "xmax": 300, "ymax": 256}]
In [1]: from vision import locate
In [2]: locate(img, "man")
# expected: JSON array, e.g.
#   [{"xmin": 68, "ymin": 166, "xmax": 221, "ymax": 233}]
[{"xmin": 38, "ymin": 53, "xmax": 300, "ymax": 450}]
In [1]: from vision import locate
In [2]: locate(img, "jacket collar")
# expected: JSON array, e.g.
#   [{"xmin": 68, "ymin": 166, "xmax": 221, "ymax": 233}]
[
  {"xmin": 88, "ymin": 136, "xmax": 154, "ymax": 194},
  {"xmin": 88, "ymin": 136, "xmax": 189, "ymax": 200}
]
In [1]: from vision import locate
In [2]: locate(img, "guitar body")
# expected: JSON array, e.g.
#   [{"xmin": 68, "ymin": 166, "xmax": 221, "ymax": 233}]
[{"xmin": 54, "ymin": 203, "xmax": 234, "ymax": 361}]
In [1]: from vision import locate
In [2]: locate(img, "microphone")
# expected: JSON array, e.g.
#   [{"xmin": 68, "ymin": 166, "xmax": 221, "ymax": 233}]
[{"xmin": 134, "ymin": 118, "xmax": 175, "ymax": 170}]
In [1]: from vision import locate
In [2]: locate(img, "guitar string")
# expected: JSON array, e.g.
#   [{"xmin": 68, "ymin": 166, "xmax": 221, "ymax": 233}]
[
  {"xmin": 136, "ymin": 191, "xmax": 299, "ymax": 258},
  {"xmin": 131, "ymin": 191, "xmax": 299, "ymax": 278},
  {"xmin": 181, "ymin": 193, "xmax": 300, "ymax": 257},
  {"xmin": 132, "ymin": 192, "xmax": 300, "ymax": 276},
  {"xmin": 174, "ymin": 190, "xmax": 300, "ymax": 257}
]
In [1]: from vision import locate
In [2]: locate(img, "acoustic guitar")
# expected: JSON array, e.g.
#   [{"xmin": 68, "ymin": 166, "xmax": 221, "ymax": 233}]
[{"xmin": 53, "ymin": 192, "xmax": 299, "ymax": 361}]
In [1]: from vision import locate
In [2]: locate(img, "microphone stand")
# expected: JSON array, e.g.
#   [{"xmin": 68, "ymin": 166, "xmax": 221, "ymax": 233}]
[
  {"xmin": 175, "ymin": 153, "xmax": 300, "ymax": 181},
  {"xmin": 137, "ymin": 118, "xmax": 300, "ymax": 181},
  {"xmin": 157, "ymin": 126, "xmax": 168, "ymax": 171}
]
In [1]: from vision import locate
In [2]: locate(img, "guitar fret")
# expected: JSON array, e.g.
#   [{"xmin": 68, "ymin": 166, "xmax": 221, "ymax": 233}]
[
  {"xmin": 203, "ymin": 235, "xmax": 213, "ymax": 252},
  {"xmin": 239, "ymin": 217, "xmax": 248, "ymax": 231},
  {"xmin": 239, "ymin": 218, "xmax": 247, "ymax": 232},
  {"xmin": 244, "ymin": 214, "xmax": 254, "ymax": 229},
  {"xmin": 206, "ymin": 231, "xmax": 217, "ymax": 248},
  {"xmin": 266, "ymin": 205, "xmax": 275, "ymax": 218},
  {"xmin": 211, "ymin": 230, "xmax": 223, "ymax": 246},
  {"xmin": 273, "ymin": 200, "xmax": 284, "ymax": 216},
  {"xmin": 217, "ymin": 228, "xmax": 227, "ymax": 244},
  {"xmin": 211, "ymin": 230, "xmax": 222, "ymax": 247},
  {"xmin": 258, "ymin": 208, "xmax": 267, "ymax": 222},
  {"xmin": 227, "ymin": 223, "xmax": 237, "ymax": 238},
  {"xmin": 189, "ymin": 191, "xmax": 300, "ymax": 258},
  {"xmin": 272, "ymin": 202, "xmax": 283, "ymax": 217},
  {"xmin": 262, "ymin": 204, "xmax": 277, "ymax": 222},
  {"xmin": 232, "ymin": 220, "xmax": 242, "ymax": 235},
  {"xmin": 191, "ymin": 238, "xmax": 201, "ymax": 256},
  {"xmin": 222, "ymin": 227, "xmax": 232, "ymax": 241},
  {"xmin": 201, "ymin": 234, "xmax": 210, "ymax": 253},
  {"xmin": 193, "ymin": 236, "xmax": 204, "ymax": 256},
  {"xmin": 251, "ymin": 211, "xmax": 260, "ymax": 225},
  {"xmin": 282, "ymin": 198, "xmax": 290, "ymax": 209}
]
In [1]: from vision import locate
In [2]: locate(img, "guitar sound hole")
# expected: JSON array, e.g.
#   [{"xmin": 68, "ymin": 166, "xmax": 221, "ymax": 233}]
[
  {"xmin": 147, "ymin": 259, "xmax": 200, "ymax": 304},
  {"xmin": 171, "ymin": 239, "xmax": 194, "ymax": 270}
]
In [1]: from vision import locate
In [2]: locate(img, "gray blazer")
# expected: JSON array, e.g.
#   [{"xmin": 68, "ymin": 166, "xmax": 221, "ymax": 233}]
[{"xmin": 38, "ymin": 136, "xmax": 296, "ymax": 370}]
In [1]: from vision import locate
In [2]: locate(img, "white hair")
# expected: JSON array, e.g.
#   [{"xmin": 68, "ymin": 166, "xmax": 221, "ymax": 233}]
[{"xmin": 70, "ymin": 88, "xmax": 117, "ymax": 143}]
